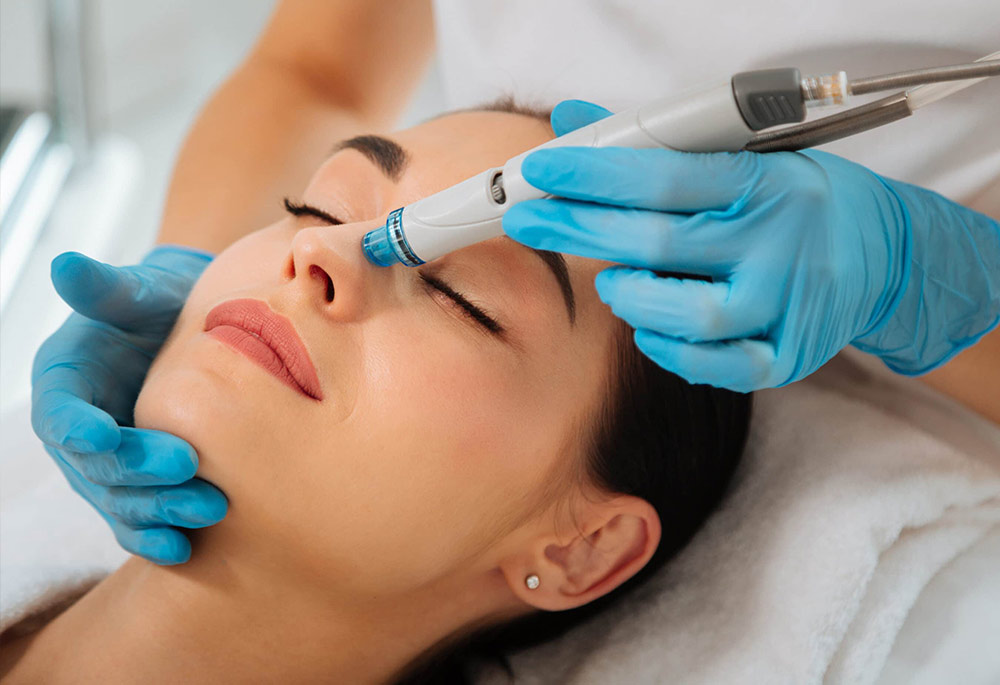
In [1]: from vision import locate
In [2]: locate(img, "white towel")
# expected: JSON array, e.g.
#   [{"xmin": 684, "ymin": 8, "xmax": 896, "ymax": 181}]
[
  {"xmin": 476, "ymin": 350, "xmax": 1000, "ymax": 685},
  {"xmin": 0, "ymin": 402, "xmax": 127, "ymax": 637}
]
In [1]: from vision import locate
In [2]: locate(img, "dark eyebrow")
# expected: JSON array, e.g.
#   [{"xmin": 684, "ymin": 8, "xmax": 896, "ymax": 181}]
[
  {"xmin": 530, "ymin": 249, "xmax": 576, "ymax": 324},
  {"xmin": 333, "ymin": 134, "xmax": 409, "ymax": 181}
]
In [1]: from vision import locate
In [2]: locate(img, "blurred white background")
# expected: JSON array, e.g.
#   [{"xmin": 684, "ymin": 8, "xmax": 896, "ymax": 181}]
[{"xmin": 0, "ymin": 0, "xmax": 443, "ymax": 418}]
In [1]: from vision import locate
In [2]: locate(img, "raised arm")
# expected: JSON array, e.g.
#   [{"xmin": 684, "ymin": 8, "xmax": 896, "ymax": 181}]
[
  {"xmin": 158, "ymin": 0, "xmax": 435, "ymax": 252},
  {"xmin": 917, "ymin": 178, "xmax": 1000, "ymax": 425}
]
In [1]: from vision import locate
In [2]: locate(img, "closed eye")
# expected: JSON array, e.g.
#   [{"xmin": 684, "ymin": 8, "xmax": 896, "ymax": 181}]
[
  {"xmin": 419, "ymin": 273, "xmax": 505, "ymax": 337},
  {"xmin": 283, "ymin": 198, "xmax": 344, "ymax": 225},
  {"xmin": 282, "ymin": 198, "xmax": 503, "ymax": 337}
]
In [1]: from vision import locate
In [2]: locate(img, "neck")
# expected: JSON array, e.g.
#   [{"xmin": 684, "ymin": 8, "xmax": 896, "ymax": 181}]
[{"xmin": 6, "ymin": 528, "xmax": 523, "ymax": 683}]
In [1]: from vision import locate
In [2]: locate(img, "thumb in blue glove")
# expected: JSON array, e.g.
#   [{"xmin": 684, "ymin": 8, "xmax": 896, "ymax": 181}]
[{"xmin": 31, "ymin": 246, "xmax": 228, "ymax": 564}]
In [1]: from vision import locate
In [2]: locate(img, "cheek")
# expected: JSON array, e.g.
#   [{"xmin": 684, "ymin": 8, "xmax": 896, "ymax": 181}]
[
  {"xmin": 263, "ymin": 319, "xmax": 562, "ymax": 590},
  {"xmin": 184, "ymin": 228, "xmax": 289, "ymax": 309},
  {"xmin": 334, "ymin": 324, "xmax": 561, "ymax": 553},
  {"xmin": 135, "ymin": 225, "xmax": 297, "ymax": 476},
  {"xmin": 360, "ymin": 322, "xmax": 545, "ymax": 472}
]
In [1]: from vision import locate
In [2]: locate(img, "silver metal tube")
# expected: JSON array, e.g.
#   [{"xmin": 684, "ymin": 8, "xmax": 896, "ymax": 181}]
[{"xmin": 848, "ymin": 60, "xmax": 1000, "ymax": 95}]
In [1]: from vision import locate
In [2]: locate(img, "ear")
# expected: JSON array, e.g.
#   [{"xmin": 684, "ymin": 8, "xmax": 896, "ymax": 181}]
[{"xmin": 499, "ymin": 495, "xmax": 661, "ymax": 611}]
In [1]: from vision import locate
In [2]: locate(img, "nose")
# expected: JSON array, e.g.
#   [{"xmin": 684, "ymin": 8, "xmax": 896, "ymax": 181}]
[{"xmin": 286, "ymin": 225, "xmax": 376, "ymax": 320}]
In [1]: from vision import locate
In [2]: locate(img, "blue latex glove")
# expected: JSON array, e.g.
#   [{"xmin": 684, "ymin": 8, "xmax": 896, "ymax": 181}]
[
  {"xmin": 31, "ymin": 246, "xmax": 228, "ymax": 564},
  {"xmin": 503, "ymin": 100, "xmax": 1000, "ymax": 392}
]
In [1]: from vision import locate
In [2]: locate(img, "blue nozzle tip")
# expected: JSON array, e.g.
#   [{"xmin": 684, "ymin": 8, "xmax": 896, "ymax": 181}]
[
  {"xmin": 362, "ymin": 225, "xmax": 399, "ymax": 267},
  {"xmin": 362, "ymin": 208, "xmax": 425, "ymax": 268}
]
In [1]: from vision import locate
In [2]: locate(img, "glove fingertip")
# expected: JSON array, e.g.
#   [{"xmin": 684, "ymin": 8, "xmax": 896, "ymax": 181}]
[
  {"xmin": 550, "ymin": 99, "xmax": 613, "ymax": 136},
  {"xmin": 594, "ymin": 275, "xmax": 615, "ymax": 305},
  {"xmin": 519, "ymin": 150, "xmax": 552, "ymax": 187},
  {"xmin": 52, "ymin": 250, "xmax": 103, "ymax": 288},
  {"xmin": 594, "ymin": 267, "xmax": 641, "ymax": 302},
  {"xmin": 194, "ymin": 481, "xmax": 229, "ymax": 523},
  {"xmin": 50, "ymin": 252, "xmax": 123, "ymax": 313},
  {"xmin": 633, "ymin": 327, "xmax": 676, "ymax": 359},
  {"xmin": 594, "ymin": 266, "xmax": 622, "ymax": 289},
  {"xmin": 129, "ymin": 527, "xmax": 192, "ymax": 565},
  {"xmin": 501, "ymin": 201, "xmax": 541, "ymax": 238},
  {"xmin": 120, "ymin": 428, "xmax": 200, "ymax": 484},
  {"xmin": 160, "ymin": 481, "xmax": 229, "ymax": 527},
  {"xmin": 520, "ymin": 147, "xmax": 597, "ymax": 190},
  {"xmin": 50, "ymin": 250, "xmax": 83, "ymax": 275}
]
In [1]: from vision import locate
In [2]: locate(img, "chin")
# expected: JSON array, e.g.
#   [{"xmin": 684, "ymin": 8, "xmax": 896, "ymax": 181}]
[{"xmin": 134, "ymin": 340, "xmax": 269, "ymax": 484}]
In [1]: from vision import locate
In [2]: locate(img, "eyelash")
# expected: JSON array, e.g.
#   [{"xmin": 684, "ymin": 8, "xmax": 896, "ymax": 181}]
[
  {"xmin": 283, "ymin": 197, "xmax": 343, "ymax": 225},
  {"xmin": 420, "ymin": 274, "xmax": 505, "ymax": 337},
  {"xmin": 282, "ymin": 198, "xmax": 504, "ymax": 337}
]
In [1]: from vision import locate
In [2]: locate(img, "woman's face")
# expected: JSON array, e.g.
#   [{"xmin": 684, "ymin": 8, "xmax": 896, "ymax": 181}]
[{"xmin": 135, "ymin": 110, "xmax": 620, "ymax": 594}]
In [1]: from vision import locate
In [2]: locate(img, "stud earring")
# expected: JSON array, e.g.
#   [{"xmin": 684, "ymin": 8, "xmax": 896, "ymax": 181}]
[{"xmin": 525, "ymin": 574, "xmax": 540, "ymax": 590}]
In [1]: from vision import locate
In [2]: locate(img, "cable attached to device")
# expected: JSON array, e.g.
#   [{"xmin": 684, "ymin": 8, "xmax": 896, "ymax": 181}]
[{"xmin": 746, "ymin": 53, "xmax": 999, "ymax": 152}]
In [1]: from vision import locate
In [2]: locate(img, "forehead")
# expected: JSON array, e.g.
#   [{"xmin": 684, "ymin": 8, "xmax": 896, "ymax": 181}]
[{"xmin": 393, "ymin": 110, "xmax": 556, "ymax": 185}]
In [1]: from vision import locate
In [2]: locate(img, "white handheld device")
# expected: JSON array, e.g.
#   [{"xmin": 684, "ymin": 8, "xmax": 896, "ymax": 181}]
[{"xmin": 361, "ymin": 58, "xmax": 999, "ymax": 267}]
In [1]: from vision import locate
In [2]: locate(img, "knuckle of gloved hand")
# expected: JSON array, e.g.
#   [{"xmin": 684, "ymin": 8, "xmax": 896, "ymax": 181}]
[
  {"xmin": 83, "ymin": 454, "xmax": 123, "ymax": 485},
  {"xmin": 97, "ymin": 487, "xmax": 126, "ymax": 519},
  {"xmin": 152, "ymin": 490, "xmax": 174, "ymax": 521}
]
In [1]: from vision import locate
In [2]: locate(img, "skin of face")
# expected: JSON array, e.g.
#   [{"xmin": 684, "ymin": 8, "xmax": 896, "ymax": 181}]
[{"xmin": 134, "ymin": 110, "xmax": 639, "ymax": 601}]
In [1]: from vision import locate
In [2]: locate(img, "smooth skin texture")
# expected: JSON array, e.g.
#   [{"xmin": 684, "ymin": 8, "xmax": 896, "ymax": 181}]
[{"xmin": 2, "ymin": 111, "xmax": 662, "ymax": 684}]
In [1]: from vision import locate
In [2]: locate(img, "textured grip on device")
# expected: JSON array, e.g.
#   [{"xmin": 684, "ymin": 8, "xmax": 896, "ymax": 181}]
[{"xmin": 732, "ymin": 68, "xmax": 806, "ymax": 131}]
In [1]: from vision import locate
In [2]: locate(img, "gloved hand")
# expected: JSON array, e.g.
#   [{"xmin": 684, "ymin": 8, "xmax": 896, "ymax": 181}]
[
  {"xmin": 504, "ymin": 100, "xmax": 1000, "ymax": 392},
  {"xmin": 31, "ymin": 246, "xmax": 228, "ymax": 564}
]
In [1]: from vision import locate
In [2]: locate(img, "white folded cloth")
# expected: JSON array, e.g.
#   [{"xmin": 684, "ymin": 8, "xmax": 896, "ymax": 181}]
[{"xmin": 477, "ymin": 350, "xmax": 1000, "ymax": 685}]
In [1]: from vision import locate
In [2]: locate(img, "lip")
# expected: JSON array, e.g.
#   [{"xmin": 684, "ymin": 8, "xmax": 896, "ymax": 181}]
[{"xmin": 204, "ymin": 299, "xmax": 323, "ymax": 401}]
